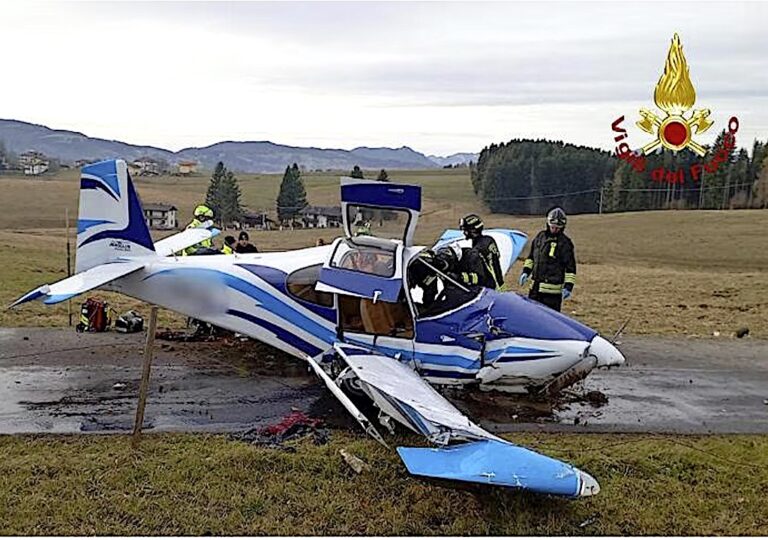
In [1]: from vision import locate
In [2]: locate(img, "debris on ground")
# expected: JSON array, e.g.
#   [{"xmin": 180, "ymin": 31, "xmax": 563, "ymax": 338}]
[
  {"xmin": 112, "ymin": 383, "xmax": 126, "ymax": 390},
  {"xmin": 583, "ymin": 390, "xmax": 609, "ymax": 407},
  {"xmin": 340, "ymin": 449, "xmax": 370, "ymax": 474},
  {"xmin": 579, "ymin": 515, "xmax": 598, "ymax": 528},
  {"xmin": 233, "ymin": 411, "xmax": 329, "ymax": 451},
  {"xmin": 736, "ymin": 327, "xmax": 750, "ymax": 339}
]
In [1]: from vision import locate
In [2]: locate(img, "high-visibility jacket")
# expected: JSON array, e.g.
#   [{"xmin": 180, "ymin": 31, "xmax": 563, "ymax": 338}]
[
  {"xmin": 183, "ymin": 218, "xmax": 213, "ymax": 255},
  {"xmin": 222, "ymin": 244, "xmax": 234, "ymax": 255},
  {"xmin": 471, "ymin": 235, "xmax": 504, "ymax": 289},
  {"xmin": 522, "ymin": 230, "xmax": 576, "ymax": 295}
]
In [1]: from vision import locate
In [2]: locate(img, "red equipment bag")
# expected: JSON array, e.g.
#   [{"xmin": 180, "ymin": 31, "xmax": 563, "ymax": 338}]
[{"xmin": 76, "ymin": 298, "xmax": 112, "ymax": 332}]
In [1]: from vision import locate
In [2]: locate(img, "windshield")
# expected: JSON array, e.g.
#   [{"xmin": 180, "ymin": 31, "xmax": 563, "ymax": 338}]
[{"xmin": 347, "ymin": 204, "xmax": 411, "ymax": 243}]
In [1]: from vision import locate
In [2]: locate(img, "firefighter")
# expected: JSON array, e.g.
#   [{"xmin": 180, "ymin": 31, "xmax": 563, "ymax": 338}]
[
  {"xmin": 222, "ymin": 235, "xmax": 236, "ymax": 255},
  {"xmin": 518, "ymin": 207, "xmax": 576, "ymax": 312},
  {"xmin": 183, "ymin": 205, "xmax": 215, "ymax": 255},
  {"xmin": 459, "ymin": 214, "xmax": 504, "ymax": 289}
]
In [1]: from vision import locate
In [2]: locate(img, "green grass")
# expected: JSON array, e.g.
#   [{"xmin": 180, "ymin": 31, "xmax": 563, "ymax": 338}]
[{"xmin": 0, "ymin": 432, "xmax": 766, "ymax": 535}]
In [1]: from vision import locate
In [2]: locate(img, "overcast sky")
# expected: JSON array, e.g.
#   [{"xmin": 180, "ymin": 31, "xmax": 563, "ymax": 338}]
[{"xmin": 1, "ymin": 1, "xmax": 766, "ymax": 155}]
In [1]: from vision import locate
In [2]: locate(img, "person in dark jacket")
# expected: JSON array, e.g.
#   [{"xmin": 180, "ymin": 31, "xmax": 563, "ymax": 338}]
[
  {"xmin": 235, "ymin": 231, "xmax": 259, "ymax": 253},
  {"xmin": 518, "ymin": 207, "xmax": 576, "ymax": 312},
  {"xmin": 459, "ymin": 214, "xmax": 504, "ymax": 289}
]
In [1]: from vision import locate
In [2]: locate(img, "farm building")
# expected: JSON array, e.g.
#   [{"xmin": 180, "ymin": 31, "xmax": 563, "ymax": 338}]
[
  {"xmin": 176, "ymin": 160, "xmax": 199, "ymax": 175},
  {"xmin": 239, "ymin": 210, "xmax": 276, "ymax": 230},
  {"xmin": 143, "ymin": 203, "xmax": 178, "ymax": 230},
  {"xmin": 300, "ymin": 206, "xmax": 342, "ymax": 228},
  {"xmin": 129, "ymin": 157, "xmax": 164, "ymax": 176},
  {"xmin": 19, "ymin": 151, "xmax": 50, "ymax": 176}
]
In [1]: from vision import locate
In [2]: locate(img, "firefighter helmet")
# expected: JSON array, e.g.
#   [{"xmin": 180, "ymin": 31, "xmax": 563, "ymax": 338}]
[
  {"xmin": 459, "ymin": 214, "xmax": 484, "ymax": 235},
  {"xmin": 194, "ymin": 205, "xmax": 214, "ymax": 219},
  {"xmin": 546, "ymin": 207, "xmax": 567, "ymax": 229}
]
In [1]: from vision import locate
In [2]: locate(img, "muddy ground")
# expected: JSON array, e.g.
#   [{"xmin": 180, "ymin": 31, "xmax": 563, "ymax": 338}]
[{"xmin": 0, "ymin": 327, "xmax": 766, "ymax": 435}]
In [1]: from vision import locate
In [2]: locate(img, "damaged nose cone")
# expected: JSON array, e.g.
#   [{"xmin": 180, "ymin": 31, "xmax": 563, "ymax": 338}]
[
  {"xmin": 590, "ymin": 335, "xmax": 625, "ymax": 367},
  {"xmin": 578, "ymin": 470, "xmax": 601, "ymax": 497}
]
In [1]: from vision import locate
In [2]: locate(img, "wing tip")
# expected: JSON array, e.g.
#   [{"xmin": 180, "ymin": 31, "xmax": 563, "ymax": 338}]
[{"xmin": 8, "ymin": 285, "xmax": 51, "ymax": 309}]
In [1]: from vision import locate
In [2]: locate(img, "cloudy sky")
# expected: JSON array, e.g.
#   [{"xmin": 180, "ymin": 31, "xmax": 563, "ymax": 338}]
[{"xmin": 0, "ymin": 1, "xmax": 766, "ymax": 155}]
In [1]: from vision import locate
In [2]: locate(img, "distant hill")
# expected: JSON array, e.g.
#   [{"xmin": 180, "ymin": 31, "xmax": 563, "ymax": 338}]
[
  {"xmin": 0, "ymin": 119, "xmax": 442, "ymax": 173},
  {"xmin": 428, "ymin": 152, "xmax": 479, "ymax": 167}
]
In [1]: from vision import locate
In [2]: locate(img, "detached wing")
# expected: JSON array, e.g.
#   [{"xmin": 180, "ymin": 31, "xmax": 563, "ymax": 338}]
[{"xmin": 331, "ymin": 343, "xmax": 599, "ymax": 498}]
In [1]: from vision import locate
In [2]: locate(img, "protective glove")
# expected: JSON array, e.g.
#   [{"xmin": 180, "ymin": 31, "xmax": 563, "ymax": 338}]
[
  {"xmin": 518, "ymin": 273, "xmax": 529, "ymax": 287},
  {"xmin": 562, "ymin": 288, "xmax": 572, "ymax": 300}
]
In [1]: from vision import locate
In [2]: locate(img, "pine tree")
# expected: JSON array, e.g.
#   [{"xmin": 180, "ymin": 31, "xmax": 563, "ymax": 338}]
[
  {"xmin": 219, "ymin": 170, "xmax": 243, "ymax": 225},
  {"xmin": 276, "ymin": 163, "xmax": 307, "ymax": 222},
  {"xmin": 376, "ymin": 169, "xmax": 389, "ymax": 182},
  {"xmin": 205, "ymin": 162, "xmax": 226, "ymax": 223},
  {"xmin": 350, "ymin": 165, "xmax": 364, "ymax": 179}
]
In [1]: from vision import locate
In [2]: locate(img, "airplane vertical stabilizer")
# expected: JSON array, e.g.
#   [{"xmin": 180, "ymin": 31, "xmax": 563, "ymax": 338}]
[{"xmin": 76, "ymin": 159, "xmax": 155, "ymax": 272}]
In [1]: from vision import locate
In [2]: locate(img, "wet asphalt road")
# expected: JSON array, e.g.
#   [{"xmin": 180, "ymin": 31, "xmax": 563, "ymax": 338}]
[{"xmin": 0, "ymin": 328, "xmax": 767, "ymax": 435}]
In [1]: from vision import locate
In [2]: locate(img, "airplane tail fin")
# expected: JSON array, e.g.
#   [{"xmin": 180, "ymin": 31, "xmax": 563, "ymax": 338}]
[{"xmin": 76, "ymin": 159, "xmax": 155, "ymax": 272}]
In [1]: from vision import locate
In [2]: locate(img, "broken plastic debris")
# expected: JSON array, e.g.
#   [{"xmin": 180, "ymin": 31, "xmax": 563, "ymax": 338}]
[
  {"xmin": 112, "ymin": 382, "xmax": 126, "ymax": 390},
  {"xmin": 340, "ymin": 449, "xmax": 370, "ymax": 474}
]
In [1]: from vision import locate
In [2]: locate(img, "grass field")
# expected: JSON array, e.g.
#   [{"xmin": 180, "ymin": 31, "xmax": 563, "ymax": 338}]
[
  {"xmin": 0, "ymin": 432, "xmax": 766, "ymax": 535},
  {"xmin": 1, "ymin": 168, "xmax": 766, "ymax": 337}
]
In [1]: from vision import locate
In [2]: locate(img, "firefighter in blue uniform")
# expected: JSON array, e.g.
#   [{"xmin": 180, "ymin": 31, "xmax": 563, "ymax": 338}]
[{"xmin": 518, "ymin": 207, "xmax": 576, "ymax": 312}]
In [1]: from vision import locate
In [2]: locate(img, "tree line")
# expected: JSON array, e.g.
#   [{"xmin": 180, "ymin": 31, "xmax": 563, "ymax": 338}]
[{"xmin": 471, "ymin": 133, "xmax": 768, "ymax": 215}]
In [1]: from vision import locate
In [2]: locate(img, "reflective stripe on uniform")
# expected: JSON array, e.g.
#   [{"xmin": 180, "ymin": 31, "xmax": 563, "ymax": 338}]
[
  {"xmin": 548, "ymin": 242, "xmax": 557, "ymax": 257},
  {"xmin": 539, "ymin": 282, "xmax": 563, "ymax": 294},
  {"xmin": 564, "ymin": 272, "xmax": 576, "ymax": 284},
  {"xmin": 523, "ymin": 258, "xmax": 533, "ymax": 270}
]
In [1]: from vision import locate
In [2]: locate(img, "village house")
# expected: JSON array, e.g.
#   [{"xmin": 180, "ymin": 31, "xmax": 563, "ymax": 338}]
[
  {"xmin": 175, "ymin": 160, "xmax": 199, "ymax": 176},
  {"xmin": 143, "ymin": 203, "xmax": 178, "ymax": 230},
  {"xmin": 73, "ymin": 159, "xmax": 96, "ymax": 169},
  {"xmin": 129, "ymin": 157, "xmax": 163, "ymax": 176},
  {"xmin": 300, "ymin": 206, "xmax": 342, "ymax": 228},
  {"xmin": 19, "ymin": 151, "xmax": 50, "ymax": 176}
]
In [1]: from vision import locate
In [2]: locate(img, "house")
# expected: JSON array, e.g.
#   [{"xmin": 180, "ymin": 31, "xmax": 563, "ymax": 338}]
[
  {"xmin": 239, "ymin": 209, "xmax": 276, "ymax": 231},
  {"xmin": 19, "ymin": 151, "xmax": 49, "ymax": 176},
  {"xmin": 176, "ymin": 160, "xmax": 198, "ymax": 176},
  {"xmin": 143, "ymin": 203, "xmax": 178, "ymax": 230},
  {"xmin": 73, "ymin": 159, "xmax": 96, "ymax": 169},
  {"xmin": 129, "ymin": 157, "xmax": 163, "ymax": 176},
  {"xmin": 300, "ymin": 206, "xmax": 342, "ymax": 228}
]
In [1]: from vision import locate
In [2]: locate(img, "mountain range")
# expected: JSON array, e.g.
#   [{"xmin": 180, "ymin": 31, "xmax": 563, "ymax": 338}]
[{"xmin": 0, "ymin": 119, "xmax": 477, "ymax": 173}]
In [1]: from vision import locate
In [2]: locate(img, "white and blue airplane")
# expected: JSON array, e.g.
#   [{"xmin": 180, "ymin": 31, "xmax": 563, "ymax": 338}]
[{"xmin": 12, "ymin": 159, "xmax": 625, "ymax": 498}]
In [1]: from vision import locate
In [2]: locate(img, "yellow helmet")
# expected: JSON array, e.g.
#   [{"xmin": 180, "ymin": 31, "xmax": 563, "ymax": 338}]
[{"xmin": 194, "ymin": 204, "xmax": 213, "ymax": 219}]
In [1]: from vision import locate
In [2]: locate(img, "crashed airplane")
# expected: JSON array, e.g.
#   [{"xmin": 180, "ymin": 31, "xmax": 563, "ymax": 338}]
[{"xmin": 11, "ymin": 159, "xmax": 625, "ymax": 498}]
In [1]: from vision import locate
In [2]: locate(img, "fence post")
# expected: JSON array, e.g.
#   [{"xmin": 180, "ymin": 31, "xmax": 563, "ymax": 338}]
[{"xmin": 132, "ymin": 305, "xmax": 158, "ymax": 448}]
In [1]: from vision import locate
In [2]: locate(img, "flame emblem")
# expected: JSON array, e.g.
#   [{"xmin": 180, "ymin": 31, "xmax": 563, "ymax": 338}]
[{"xmin": 637, "ymin": 34, "xmax": 713, "ymax": 156}]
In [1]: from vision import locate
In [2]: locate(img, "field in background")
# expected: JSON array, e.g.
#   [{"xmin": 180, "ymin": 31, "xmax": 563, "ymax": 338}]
[{"xmin": 1, "ymin": 168, "xmax": 766, "ymax": 336}]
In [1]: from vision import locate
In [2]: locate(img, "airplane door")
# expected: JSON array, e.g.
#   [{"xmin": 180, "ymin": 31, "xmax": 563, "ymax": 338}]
[{"xmin": 316, "ymin": 238, "xmax": 415, "ymax": 362}]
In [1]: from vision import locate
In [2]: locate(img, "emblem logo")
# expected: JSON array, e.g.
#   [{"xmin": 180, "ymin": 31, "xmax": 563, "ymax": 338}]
[
  {"xmin": 610, "ymin": 34, "xmax": 740, "ymax": 185},
  {"xmin": 636, "ymin": 33, "xmax": 712, "ymax": 156}
]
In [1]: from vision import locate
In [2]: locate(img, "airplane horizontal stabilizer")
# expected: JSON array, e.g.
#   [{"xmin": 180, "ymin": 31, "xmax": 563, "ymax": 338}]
[
  {"xmin": 153, "ymin": 224, "xmax": 221, "ymax": 257},
  {"xmin": 9, "ymin": 260, "xmax": 145, "ymax": 308}
]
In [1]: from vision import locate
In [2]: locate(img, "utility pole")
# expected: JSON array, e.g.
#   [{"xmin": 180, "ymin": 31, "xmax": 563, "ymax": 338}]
[
  {"xmin": 65, "ymin": 208, "xmax": 72, "ymax": 326},
  {"xmin": 598, "ymin": 188, "xmax": 604, "ymax": 215}
]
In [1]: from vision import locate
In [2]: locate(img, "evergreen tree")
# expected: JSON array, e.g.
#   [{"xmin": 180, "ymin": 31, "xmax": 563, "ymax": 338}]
[
  {"xmin": 204, "ymin": 162, "xmax": 243, "ymax": 226},
  {"xmin": 350, "ymin": 165, "xmax": 364, "ymax": 179},
  {"xmin": 376, "ymin": 169, "xmax": 389, "ymax": 182},
  {"xmin": 205, "ymin": 162, "xmax": 227, "ymax": 223},
  {"xmin": 276, "ymin": 163, "xmax": 307, "ymax": 222},
  {"xmin": 700, "ymin": 130, "xmax": 735, "ymax": 209}
]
